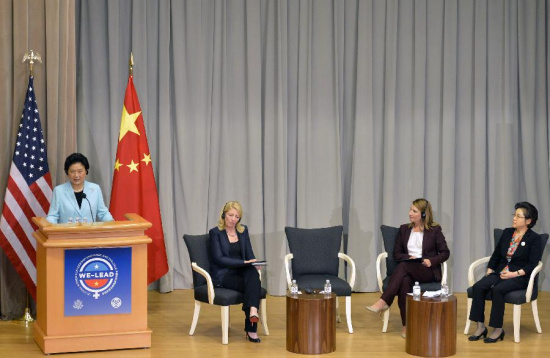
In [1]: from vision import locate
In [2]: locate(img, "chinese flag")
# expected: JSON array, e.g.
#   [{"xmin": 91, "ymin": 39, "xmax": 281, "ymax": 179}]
[{"xmin": 110, "ymin": 75, "xmax": 168, "ymax": 284}]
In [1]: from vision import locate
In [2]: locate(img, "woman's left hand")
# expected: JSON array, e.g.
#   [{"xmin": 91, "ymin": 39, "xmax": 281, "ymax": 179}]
[
  {"xmin": 500, "ymin": 271, "xmax": 517, "ymax": 280},
  {"xmin": 422, "ymin": 259, "xmax": 432, "ymax": 267}
]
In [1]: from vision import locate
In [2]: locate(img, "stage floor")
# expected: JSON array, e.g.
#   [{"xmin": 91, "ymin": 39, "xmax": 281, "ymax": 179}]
[{"xmin": 0, "ymin": 291, "xmax": 548, "ymax": 357}]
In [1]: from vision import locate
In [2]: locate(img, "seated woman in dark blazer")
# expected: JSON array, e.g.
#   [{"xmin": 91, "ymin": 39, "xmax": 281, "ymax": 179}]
[
  {"xmin": 366, "ymin": 198, "xmax": 450, "ymax": 338},
  {"xmin": 209, "ymin": 201, "xmax": 262, "ymax": 343},
  {"xmin": 468, "ymin": 202, "xmax": 542, "ymax": 343}
]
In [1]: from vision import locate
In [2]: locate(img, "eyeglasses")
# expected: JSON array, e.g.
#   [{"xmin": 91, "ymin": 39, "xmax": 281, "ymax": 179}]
[{"xmin": 512, "ymin": 214, "xmax": 526, "ymax": 219}]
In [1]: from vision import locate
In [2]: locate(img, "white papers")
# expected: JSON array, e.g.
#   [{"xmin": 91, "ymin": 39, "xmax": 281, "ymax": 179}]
[{"xmin": 422, "ymin": 290, "xmax": 443, "ymax": 297}]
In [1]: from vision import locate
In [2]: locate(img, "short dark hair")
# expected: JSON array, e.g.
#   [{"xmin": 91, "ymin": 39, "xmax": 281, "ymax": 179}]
[
  {"xmin": 515, "ymin": 201, "xmax": 538, "ymax": 229},
  {"xmin": 64, "ymin": 153, "xmax": 90, "ymax": 175}
]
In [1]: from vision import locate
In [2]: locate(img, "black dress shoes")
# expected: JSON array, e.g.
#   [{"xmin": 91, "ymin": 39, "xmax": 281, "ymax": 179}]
[
  {"xmin": 483, "ymin": 330, "xmax": 505, "ymax": 343},
  {"xmin": 468, "ymin": 327, "xmax": 488, "ymax": 341}
]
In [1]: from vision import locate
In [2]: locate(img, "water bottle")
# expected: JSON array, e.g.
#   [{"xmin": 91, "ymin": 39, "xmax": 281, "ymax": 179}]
[
  {"xmin": 413, "ymin": 281, "xmax": 421, "ymax": 300},
  {"xmin": 74, "ymin": 217, "xmax": 81, "ymax": 224},
  {"xmin": 290, "ymin": 280, "xmax": 298, "ymax": 296},
  {"xmin": 441, "ymin": 283, "xmax": 449, "ymax": 298},
  {"xmin": 67, "ymin": 217, "xmax": 74, "ymax": 224},
  {"xmin": 324, "ymin": 279, "xmax": 332, "ymax": 295}
]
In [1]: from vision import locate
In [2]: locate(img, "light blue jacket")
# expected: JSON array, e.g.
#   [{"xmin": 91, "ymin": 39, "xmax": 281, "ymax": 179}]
[{"xmin": 46, "ymin": 181, "xmax": 114, "ymax": 224}]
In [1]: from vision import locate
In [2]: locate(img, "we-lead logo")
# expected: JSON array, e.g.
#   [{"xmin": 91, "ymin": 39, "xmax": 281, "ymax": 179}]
[{"xmin": 74, "ymin": 254, "xmax": 119, "ymax": 299}]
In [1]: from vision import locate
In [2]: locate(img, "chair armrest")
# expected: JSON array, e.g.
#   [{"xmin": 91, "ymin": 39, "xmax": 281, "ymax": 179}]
[
  {"xmin": 525, "ymin": 261, "xmax": 543, "ymax": 303},
  {"xmin": 467, "ymin": 256, "xmax": 490, "ymax": 286},
  {"xmin": 338, "ymin": 252, "xmax": 356, "ymax": 289},
  {"xmin": 191, "ymin": 262, "xmax": 215, "ymax": 304},
  {"xmin": 376, "ymin": 252, "xmax": 388, "ymax": 294},
  {"xmin": 441, "ymin": 261, "xmax": 448, "ymax": 286},
  {"xmin": 284, "ymin": 253, "xmax": 294, "ymax": 290}
]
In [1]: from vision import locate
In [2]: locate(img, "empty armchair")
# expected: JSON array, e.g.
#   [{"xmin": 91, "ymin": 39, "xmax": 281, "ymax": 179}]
[{"xmin": 284, "ymin": 225, "xmax": 356, "ymax": 333}]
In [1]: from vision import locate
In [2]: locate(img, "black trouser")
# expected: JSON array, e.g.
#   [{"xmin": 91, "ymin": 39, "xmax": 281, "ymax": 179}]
[
  {"xmin": 469, "ymin": 273, "xmax": 528, "ymax": 328},
  {"xmin": 381, "ymin": 262, "xmax": 437, "ymax": 326},
  {"xmin": 222, "ymin": 266, "xmax": 261, "ymax": 332}
]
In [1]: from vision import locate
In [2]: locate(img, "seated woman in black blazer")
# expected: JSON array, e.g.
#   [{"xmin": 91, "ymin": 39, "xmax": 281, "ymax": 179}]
[
  {"xmin": 209, "ymin": 201, "xmax": 262, "ymax": 343},
  {"xmin": 366, "ymin": 198, "xmax": 450, "ymax": 339},
  {"xmin": 468, "ymin": 202, "xmax": 542, "ymax": 343}
]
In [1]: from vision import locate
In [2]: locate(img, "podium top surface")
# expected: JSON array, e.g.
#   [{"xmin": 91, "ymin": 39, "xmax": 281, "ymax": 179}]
[{"xmin": 32, "ymin": 213, "xmax": 153, "ymax": 246}]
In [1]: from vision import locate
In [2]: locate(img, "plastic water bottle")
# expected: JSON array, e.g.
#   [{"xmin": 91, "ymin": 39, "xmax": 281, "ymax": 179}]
[
  {"xmin": 324, "ymin": 280, "xmax": 332, "ymax": 296},
  {"xmin": 67, "ymin": 217, "xmax": 74, "ymax": 224},
  {"xmin": 441, "ymin": 283, "xmax": 449, "ymax": 298},
  {"xmin": 290, "ymin": 280, "xmax": 299, "ymax": 296},
  {"xmin": 413, "ymin": 281, "xmax": 421, "ymax": 300}
]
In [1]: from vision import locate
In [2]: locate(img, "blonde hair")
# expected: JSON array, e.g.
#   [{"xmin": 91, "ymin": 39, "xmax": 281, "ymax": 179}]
[
  {"xmin": 217, "ymin": 201, "xmax": 245, "ymax": 233},
  {"xmin": 409, "ymin": 198, "xmax": 439, "ymax": 230}
]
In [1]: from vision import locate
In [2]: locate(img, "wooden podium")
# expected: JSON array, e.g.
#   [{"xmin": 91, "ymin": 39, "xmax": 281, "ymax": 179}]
[{"xmin": 32, "ymin": 213, "xmax": 152, "ymax": 354}]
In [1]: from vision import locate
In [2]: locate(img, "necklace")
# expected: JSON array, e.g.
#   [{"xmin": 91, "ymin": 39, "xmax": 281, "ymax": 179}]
[{"xmin": 227, "ymin": 231, "xmax": 237, "ymax": 237}]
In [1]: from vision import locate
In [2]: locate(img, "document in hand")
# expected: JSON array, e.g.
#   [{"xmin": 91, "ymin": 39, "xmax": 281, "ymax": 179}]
[{"xmin": 228, "ymin": 261, "xmax": 267, "ymax": 269}]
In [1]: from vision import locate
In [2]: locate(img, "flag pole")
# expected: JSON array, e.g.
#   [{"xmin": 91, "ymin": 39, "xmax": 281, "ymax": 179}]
[
  {"xmin": 129, "ymin": 52, "xmax": 134, "ymax": 76},
  {"xmin": 15, "ymin": 50, "xmax": 42, "ymax": 326}
]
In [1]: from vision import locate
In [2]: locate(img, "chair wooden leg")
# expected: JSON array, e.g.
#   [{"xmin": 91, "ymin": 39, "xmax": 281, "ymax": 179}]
[
  {"xmin": 260, "ymin": 298, "xmax": 270, "ymax": 335},
  {"xmin": 221, "ymin": 306, "xmax": 229, "ymax": 345},
  {"xmin": 336, "ymin": 297, "xmax": 341, "ymax": 323},
  {"xmin": 464, "ymin": 298, "xmax": 472, "ymax": 334},
  {"xmin": 345, "ymin": 296, "xmax": 353, "ymax": 334},
  {"xmin": 382, "ymin": 307, "xmax": 390, "ymax": 333},
  {"xmin": 189, "ymin": 301, "xmax": 201, "ymax": 335},
  {"xmin": 532, "ymin": 300, "xmax": 542, "ymax": 333},
  {"xmin": 513, "ymin": 304, "xmax": 521, "ymax": 343}
]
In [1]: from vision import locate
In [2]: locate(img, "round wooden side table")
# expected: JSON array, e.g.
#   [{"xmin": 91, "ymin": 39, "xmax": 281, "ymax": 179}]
[
  {"xmin": 286, "ymin": 292, "xmax": 336, "ymax": 354},
  {"xmin": 406, "ymin": 294, "xmax": 457, "ymax": 357}
]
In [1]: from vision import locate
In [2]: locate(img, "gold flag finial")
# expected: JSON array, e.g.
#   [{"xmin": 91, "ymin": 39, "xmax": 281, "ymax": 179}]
[
  {"xmin": 129, "ymin": 53, "xmax": 134, "ymax": 76},
  {"xmin": 22, "ymin": 50, "xmax": 42, "ymax": 76}
]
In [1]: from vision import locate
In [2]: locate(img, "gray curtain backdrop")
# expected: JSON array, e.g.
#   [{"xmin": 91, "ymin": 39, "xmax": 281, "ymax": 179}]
[
  {"xmin": 74, "ymin": 0, "xmax": 550, "ymax": 296},
  {"xmin": 2, "ymin": 0, "xmax": 550, "ymax": 316}
]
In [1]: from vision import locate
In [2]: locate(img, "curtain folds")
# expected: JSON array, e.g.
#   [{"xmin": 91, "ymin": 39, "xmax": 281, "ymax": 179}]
[
  {"xmin": 0, "ymin": 0, "xmax": 75, "ymax": 319},
  {"xmin": 1, "ymin": 0, "xmax": 550, "ymax": 317}
]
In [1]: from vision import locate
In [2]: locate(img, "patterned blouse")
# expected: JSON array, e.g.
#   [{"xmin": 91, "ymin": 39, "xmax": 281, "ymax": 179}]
[{"xmin": 500, "ymin": 232, "xmax": 523, "ymax": 274}]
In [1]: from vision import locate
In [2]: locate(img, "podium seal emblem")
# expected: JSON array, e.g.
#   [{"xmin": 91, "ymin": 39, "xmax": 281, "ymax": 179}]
[{"xmin": 74, "ymin": 254, "xmax": 119, "ymax": 299}]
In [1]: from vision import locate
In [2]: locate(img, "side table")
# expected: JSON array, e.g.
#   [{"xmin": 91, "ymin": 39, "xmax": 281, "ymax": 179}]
[
  {"xmin": 406, "ymin": 294, "xmax": 457, "ymax": 357},
  {"xmin": 286, "ymin": 292, "xmax": 336, "ymax": 354}
]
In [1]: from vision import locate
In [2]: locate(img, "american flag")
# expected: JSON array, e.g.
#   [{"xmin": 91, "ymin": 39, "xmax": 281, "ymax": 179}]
[{"xmin": 0, "ymin": 76, "xmax": 52, "ymax": 300}]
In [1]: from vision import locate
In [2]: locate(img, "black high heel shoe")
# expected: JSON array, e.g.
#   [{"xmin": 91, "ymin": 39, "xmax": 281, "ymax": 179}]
[
  {"xmin": 468, "ymin": 327, "xmax": 488, "ymax": 341},
  {"xmin": 483, "ymin": 330, "xmax": 505, "ymax": 343},
  {"xmin": 245, "ymin": 332, "xmax": 261, "ymax": 343}
]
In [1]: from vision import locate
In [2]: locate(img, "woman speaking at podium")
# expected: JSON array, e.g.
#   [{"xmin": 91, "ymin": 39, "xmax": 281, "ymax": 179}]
[
  {"xmin": 366, "ymin": 198, "xmax": 450, "ymax": 338},
  {"xmin": 209, "ymin": 201, "xmax": 262, "ymax": 343},
  {"xmin": 46, "ymin": 153, "xmax": 114, "ymax": 224}
]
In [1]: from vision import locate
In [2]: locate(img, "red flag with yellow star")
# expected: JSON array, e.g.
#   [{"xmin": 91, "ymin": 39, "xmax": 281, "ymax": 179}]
[{"xmin": 110, "ymin": 75, "xmax": 168, "ymax": 284}]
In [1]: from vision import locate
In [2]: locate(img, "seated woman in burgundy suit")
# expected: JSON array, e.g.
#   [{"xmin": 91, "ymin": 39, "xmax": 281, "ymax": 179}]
[
  {"xmin": 468, "ymin": 202, "xmax": 542, "ymax": 343},
  {"xmin": 366, "ymin": 198, "xmax": 450, "ymax": 338}
]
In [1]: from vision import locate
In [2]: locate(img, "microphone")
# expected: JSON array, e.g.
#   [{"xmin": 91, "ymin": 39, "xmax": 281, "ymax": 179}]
[{"xmin": 82, "ymin": 192, "xmax": 94, "ymax": 223}]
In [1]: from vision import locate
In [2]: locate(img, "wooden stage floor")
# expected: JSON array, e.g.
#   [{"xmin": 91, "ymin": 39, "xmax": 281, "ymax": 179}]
[{"xmin": 0, "ymin": 291, "xmax": 548, "ymax": 357}]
